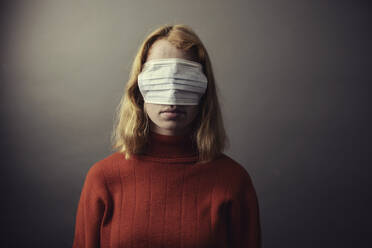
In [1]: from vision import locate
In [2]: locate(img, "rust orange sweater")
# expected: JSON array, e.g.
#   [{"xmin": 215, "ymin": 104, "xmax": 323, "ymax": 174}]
[{"xmin": 72, "ymin": 131, "xmax": 262, "ymax": 248}]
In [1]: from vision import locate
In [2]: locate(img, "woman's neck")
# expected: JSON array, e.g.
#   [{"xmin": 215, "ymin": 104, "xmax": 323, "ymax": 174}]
[
  {"xmin": 142, "ymin": 129, "xmax": 198, "ymax": 158},
  {"xmin": 149, "ymin": 123, "xmax": 193, "ymax": 136}
]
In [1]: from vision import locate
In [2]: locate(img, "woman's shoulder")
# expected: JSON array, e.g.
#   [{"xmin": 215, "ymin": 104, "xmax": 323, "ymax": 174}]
[
  {"xmin": 85, "ymin": 152, "xmax": 130, "ymax": 184},
  {"xmin": 216, "ymin": 153, "xmax": 256, "ymax": 190},
  {"xmin": 93, "ymin": 151, "xmax": 127, "ymax": 167},
  {"xmin": 217, "ymin": 153, "xmax": 251, "ymax": 175}
]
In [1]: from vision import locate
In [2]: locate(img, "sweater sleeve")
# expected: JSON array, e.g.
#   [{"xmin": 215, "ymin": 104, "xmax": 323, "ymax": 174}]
[
  {"xmin": 228, "ymin": 169, "xmax": 262, "ymax": 248},
  {"xmin": 72, "ymin": 163, "xmax": 109, "ymax": 248}
]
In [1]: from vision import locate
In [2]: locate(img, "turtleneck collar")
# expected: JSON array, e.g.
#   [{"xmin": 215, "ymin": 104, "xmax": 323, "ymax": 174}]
[{"xmin": 135, "ymin": 130, "xmax": 199, "ymax": 163}]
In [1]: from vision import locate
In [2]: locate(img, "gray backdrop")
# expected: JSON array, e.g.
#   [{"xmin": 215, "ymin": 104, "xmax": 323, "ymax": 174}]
[{"xmin": 1, "ymin": 0, "xmax": 371, "ymax": 247}]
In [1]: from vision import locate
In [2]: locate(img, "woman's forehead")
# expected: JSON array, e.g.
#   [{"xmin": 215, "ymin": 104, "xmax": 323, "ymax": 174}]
[{"xmin": 147, "ymin": 39, "xmax": 193, "ymax": 61}]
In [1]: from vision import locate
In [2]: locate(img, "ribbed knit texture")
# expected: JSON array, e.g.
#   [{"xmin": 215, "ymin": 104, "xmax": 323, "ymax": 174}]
[{"xmin": 72, "ymin": 131, "xmax": 262, "ymax": 248}]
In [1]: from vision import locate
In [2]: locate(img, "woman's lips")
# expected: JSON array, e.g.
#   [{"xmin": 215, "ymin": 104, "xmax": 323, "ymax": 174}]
[{"xmin": 161, "ymin": 111, "xmax": 184, "ymax": 118}]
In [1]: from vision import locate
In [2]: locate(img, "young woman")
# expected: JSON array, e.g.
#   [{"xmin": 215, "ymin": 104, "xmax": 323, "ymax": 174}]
[{"xmin": 72, "ymin": 24, "xmax": 262, "ymax": 248}]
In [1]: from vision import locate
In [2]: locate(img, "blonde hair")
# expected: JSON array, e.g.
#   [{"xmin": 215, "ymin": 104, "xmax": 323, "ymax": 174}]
[{"xmin": 110, "ymin": 24, "xmax": 229, "ymax": 164}]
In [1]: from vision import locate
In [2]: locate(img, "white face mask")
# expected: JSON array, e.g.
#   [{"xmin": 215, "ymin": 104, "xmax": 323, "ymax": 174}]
[{"xmin": 137, "ymin": 58, "xmax": 208, "ymax": 105}]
